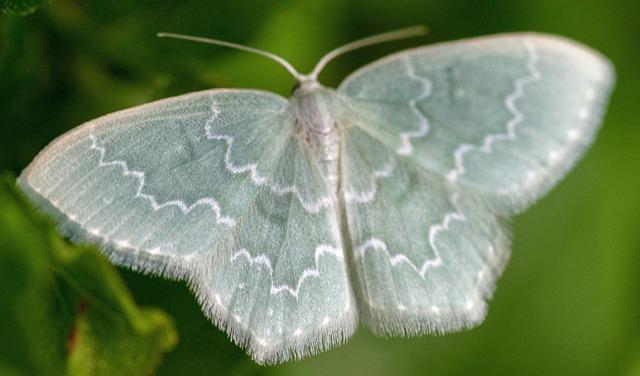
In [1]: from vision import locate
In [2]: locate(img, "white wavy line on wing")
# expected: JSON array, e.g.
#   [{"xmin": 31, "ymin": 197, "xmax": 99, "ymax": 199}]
[
  {"xmin": 397, "ymin": 57, "xmax": 432, "ymax": 156},
  {"xmin": 355, "ymin": 238, "xmax": 440, "ymax": 277},
  {"xmin": 230, "ymin": 244, "xmax": 343, "ymax": 299},
  {"xmin": 446, "ymin": 39, "xmax": 542, "ymax": 183},
  {"xmin": 89, "ymin": 134, "xmax": 236, "ymax": 227},
  {"xmin": 355, "ymin": 191, "xmax": 466, "ymax": 277},
  {"xmin": 204, "ymin": 105, "xmax": 333, "ymax": 214},
  {"xmin": 344, "ymin": 160, "xmax": 394, "ymax": 204},
  {"xmin": 427, "ymin": 190, "xmax": 466, "ymax": 262}
]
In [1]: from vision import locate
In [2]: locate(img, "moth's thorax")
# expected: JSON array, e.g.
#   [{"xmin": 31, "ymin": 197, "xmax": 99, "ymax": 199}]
[{"xmin": 290, "ymin": 85, "xmax": 341, "ymax": 192}]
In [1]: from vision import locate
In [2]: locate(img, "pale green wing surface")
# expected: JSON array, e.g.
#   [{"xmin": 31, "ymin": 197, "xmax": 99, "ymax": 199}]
[
  {"xmin": 18, "ymin": 89, "xmax": 356, "ymax": 363},
  {"xmin": 339, "ymin": 33, "xmax": 614, "ymax": 214},
  {"xmin": 339, "ymin": 123, "xmax": 509, "ymax": 335}
]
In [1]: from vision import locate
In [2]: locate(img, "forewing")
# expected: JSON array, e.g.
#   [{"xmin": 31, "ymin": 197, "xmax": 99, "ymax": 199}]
[
  {"xmin": 340, "ymin": 124, "xmax": 509, "ymax": 335},
  {"xmin": 339, "ymin": 33, "xmax": 614, "ymax": 214},
  {"xmin": 18, "ymin": 89, "xmax": 356, "ymax": 363}
]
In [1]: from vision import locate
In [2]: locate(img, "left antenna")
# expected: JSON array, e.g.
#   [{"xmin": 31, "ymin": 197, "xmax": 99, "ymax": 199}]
[{"xmin": 157, "ymin": 32, "xmax": 305, "ymax": 82}]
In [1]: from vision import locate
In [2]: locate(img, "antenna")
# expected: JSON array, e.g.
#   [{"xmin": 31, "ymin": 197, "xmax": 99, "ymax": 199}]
[
  {"xmin": 308, "ymin": 25, "xmax": 428, "ymax": 80},
  {"xmin": 157, "ymin": 25, "xmax": 428, "ymax": 83},
  {"xmin": 156, "ymin": 32, "xmax": 305, "ymax": 81}
]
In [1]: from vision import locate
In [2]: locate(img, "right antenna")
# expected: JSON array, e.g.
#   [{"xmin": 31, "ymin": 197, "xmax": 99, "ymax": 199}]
[{"xmin": 307, "ymin": 25, "xmax": 429, "ymax": 81}]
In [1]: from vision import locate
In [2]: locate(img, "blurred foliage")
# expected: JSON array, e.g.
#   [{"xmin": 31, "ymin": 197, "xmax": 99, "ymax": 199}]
[
  {"xmin": 626, "ymin": 343, "xmax": 640, "ymax": 376},
  {"xmin": 0, "ymin": 0, "xmax": 45, "ymax": 15},
  {"xmin": 0, "ymin": 0, "xmax": 639, "ymax": 375},
  {"xmin": 0, "ymin": 175, "xmax": 177, "ymax": 375}
]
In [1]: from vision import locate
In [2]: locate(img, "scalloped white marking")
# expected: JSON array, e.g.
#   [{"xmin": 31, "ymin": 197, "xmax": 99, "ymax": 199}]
[
  {"xmin": 89, "ymin": 134, "xmax": 236, "ymax": 227},
  {"xmin": 355, "ymin": 238, "xmax": 437, "ymax": 277},
  {"xmin": 427, "ymin": 191, "xmax": 466, "ymax": 258},
  {"xmin": 230, "ymin": 244, "xmax": 343, "ymax": 299},
  {"xmin": 344, "ymin": 159, "xmax": 394, "ymax": 203},
  {"xmin": 446, "ymin": 39, "xmax": 542, "ymax": 183},
  {"xmin": 24, "ymin": 180, "xmax": 190, "ymax": 262},
  {"xmin": 355, "ymin": 191, "xmax": 466, "ymax": 277},
  {"xmin": 397, "ymin": 57, "xmax": 432, "ymax": 155},
  {"xmin": 204, "ymin": 104, "xmax": 333, "ymax": 214},
  {"xmin": 496, "ymin": 81, "xmax": 599, "ymax": 196}
]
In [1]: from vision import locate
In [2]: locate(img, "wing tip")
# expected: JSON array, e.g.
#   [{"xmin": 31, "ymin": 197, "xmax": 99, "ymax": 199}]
[
  {"xmin": 191, "ymin": 280, "xmax": 359, "ymax": 365},
  {"xmin": 248, "ymin": 314, "xmax": 357, "ymax": 365},
  {"xmin": 484, "ymin": 73, "xmax": 614, "ymax": 216},
  {"xmin": 16, "ymin": 175, "xmax": 197, "ymax": 281},
  {"xmin": 358, "ymin": 233, "xmax": 512, "ymax": 338},
  {"xmin": 360, "ymin": 279, "xmax": 507, "ymax": 339},
  {"xmin": 362, "ymin": 298, "xmax": 489, "ymax": 338},
  {"xmin": 514, "ymin": 32, "xmax": 616, "ymax": 85}
]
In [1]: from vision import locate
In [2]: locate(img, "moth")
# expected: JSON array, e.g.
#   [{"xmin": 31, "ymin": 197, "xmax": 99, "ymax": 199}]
[{"xmin": 18, "ymin": 27, "xmax": 614, "ymax": 364}]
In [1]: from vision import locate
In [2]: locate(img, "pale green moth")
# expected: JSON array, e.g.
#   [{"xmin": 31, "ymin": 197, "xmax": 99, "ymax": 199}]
[{"xmin": 17, "ymin": 26, "xmax": 614, "ymax": 364}]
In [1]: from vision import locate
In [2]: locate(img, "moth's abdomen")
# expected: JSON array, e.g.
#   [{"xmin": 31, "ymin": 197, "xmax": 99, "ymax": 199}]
[{"xmin": 291, "ymin": 88, "xmax": 341, "ymax": 193}]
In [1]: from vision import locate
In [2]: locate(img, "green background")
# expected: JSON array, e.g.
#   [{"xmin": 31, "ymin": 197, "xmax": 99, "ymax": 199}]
[{"xmin": 1, "ymin": 0, "xmax": 638, "ymax": 375}]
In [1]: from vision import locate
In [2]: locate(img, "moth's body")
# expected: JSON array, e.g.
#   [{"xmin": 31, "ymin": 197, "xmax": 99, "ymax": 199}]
[
  {"xmin": 17, "ymin": 32, "xmax": 614, "ymax": 364},
  {"xmin": 291, "ymin": 83, "xmax": 342, "ymax": 193}
]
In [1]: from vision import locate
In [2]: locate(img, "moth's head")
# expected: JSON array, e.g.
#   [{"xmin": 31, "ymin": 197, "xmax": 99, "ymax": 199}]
[
  {"xmin": 291, "ymin": 77, "xmax": 322, "ymax": 95},
  {"xmin": 157, "ymin": 26, "xmax": 428, "ymax": 93}
]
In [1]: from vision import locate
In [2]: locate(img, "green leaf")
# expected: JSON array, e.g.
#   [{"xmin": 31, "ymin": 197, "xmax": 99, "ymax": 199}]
[
  {"xmin": 0, "ymin": 173, "xmax": 178, "ymax": 375},
  {"xmin": 0, "ymin": 0, "xmax": 46, "ymax": 14}
]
